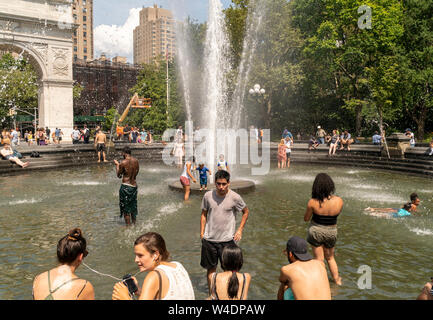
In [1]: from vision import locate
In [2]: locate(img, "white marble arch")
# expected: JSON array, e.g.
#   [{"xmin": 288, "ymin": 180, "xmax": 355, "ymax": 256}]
[{"xmin": 0, "ymin": 0, "xmax": 75, "ymax": 141}]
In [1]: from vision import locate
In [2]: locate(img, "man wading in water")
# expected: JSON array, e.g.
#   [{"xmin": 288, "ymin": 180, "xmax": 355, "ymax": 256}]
[{"xmin": 114, "ymin": 147, "xmax": 139, "ymax": 226}]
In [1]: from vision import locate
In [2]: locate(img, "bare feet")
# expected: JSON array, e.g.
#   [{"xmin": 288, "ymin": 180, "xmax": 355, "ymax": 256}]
[{"xmin": 22, "ymin": 162, "xmax": 29, "ymax": 168}]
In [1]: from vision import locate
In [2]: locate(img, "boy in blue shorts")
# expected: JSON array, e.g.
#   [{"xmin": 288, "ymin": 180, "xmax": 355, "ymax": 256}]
[{"xmin": 196, "ymin": 163, "xmax": 212, "ymax": 191}]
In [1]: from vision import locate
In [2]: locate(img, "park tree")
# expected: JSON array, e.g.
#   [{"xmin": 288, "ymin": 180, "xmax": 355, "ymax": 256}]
[
  {"xmin": 397, "ymin": 0, "xmax": 433, "ymax": 140},
  {"xmin": 224, "ymin": 0, "xmax": 249, "ymax": 69},
  {"xmin": 244, "ymin": 0, "xmax": 305, "ymax": 130},
  {"xmin": 0, "ymin": 53, "xmax": 38, "ymax": 125},
  {"xmin": 129, "ymin": 58, "xmax": 185, "ymax": 134}
]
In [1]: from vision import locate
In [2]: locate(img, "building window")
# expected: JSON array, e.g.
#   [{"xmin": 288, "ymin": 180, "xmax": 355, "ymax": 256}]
[
  {"xmin": 84, "ymin": 47, "xmax": 87, "ymax": 53},
  {"xmin": 74, "ymin": 46, "xmax": 77, "ymax": 52},
  {"xmin": 84, "ymin": 55, "xmax": 87, "ymax": 60},
  {"xmin": 83, "ymin": 15, "xmax": 87, "ymax": 22},
  {"xmin": 83, "ymin": 32, "xmax": 87, "ymax": 38},
  {"xmin": 83, "ymin": 24, "xmax": 87, "ymax": 30}
]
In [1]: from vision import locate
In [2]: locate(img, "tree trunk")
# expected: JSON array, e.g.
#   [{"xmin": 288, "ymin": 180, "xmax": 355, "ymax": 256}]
[
  {"xmin": 265, "ymin": 94, "xmax": 272, "ymax": 129},
  {"xmin": 378, "ymin": 105, "xmax": 390, "ymax": 159},
  {"xmin": 409, "ymin": 101, "xmax": 427, "ymax": 141},
  {"xmin": 355, "ymin": 104, "xmax": 362, "ymax": 137},
  {"xmin": 414, "ymin": 105, "xmax": 427, "ymax": 141}
]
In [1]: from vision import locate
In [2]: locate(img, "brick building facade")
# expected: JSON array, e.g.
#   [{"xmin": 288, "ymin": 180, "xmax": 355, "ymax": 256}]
[{"xmin": 73, "ymin": 59, "xmax": 141, "ymax": 118}]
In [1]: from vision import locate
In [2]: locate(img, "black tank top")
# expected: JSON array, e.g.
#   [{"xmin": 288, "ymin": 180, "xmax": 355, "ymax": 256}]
[{"xmin": 312, "ymin": 213, "xmax": 339, "ymax": 226}]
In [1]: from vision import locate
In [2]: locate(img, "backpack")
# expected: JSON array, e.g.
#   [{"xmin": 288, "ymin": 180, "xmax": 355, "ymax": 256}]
[
  {"xmin": 30, "ymin": 151, "xmax": 41, "ymax": 158},
  {"xmin": 12, "ymin": 150, "xmax": 23, "ymax": 159}
]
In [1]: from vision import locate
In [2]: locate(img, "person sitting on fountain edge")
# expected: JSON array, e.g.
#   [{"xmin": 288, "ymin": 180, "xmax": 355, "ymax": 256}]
[{"xmin": 0, "ymin": 139, "xmax": 29, "ymax": 168}]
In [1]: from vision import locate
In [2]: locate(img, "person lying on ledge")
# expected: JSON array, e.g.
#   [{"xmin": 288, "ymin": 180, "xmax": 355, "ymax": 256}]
[{"xmin": 0, "ymin": 139, "xmax": 29, "ymax": 168}]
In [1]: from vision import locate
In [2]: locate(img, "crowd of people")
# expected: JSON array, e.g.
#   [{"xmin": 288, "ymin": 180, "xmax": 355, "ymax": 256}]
[
  {"xmin": 31, "ymin": 166, "xmax": 433, "ymax": 300},
  {"xmin": 115, "ymin": 124, "xmax": 153, "ymax": 145}
]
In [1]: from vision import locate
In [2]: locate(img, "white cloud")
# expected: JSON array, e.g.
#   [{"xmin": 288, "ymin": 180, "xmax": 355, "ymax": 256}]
[{"xmin": 94, "ymin": 8, "xmax": 140, "ymax": 62}]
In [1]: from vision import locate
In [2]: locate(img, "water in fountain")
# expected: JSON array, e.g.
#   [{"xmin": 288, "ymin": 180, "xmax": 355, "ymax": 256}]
[
  {"xmin": 200, "ymin": 0, "xmax": 232, "ymax": 170},
  {"xmin": 172, "ymin": 1, "xmax": 193, "ymax": 123}
]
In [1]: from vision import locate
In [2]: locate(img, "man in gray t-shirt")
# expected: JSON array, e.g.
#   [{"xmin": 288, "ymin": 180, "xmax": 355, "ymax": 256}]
[{"xmin": 200, "ymin": 170, "xmax": 250, "ymax": 293}]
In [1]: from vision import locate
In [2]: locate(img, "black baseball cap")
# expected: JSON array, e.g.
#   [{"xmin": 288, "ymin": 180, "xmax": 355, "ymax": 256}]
[{"xmin": 286, "ymin": 236, "xmax": 313, "ymax": 261}]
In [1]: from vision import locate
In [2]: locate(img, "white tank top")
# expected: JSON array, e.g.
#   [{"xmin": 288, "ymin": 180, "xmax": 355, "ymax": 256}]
[
  {"xmin": 155, "ymin": 262, "xmax": 195, "ymax": 300},
  {"xmin": 217, "ymin": 161, "xmax": 227, "ymax": 171},
  {"xmin": 181, "ymin": 161, "xmax": 191, "ymax": 179}
]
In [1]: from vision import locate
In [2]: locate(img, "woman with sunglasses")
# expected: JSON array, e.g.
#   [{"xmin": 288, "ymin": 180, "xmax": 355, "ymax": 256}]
[{"xmin": 32, "ymin": 228, "xmax": 95, "ymax": 300}]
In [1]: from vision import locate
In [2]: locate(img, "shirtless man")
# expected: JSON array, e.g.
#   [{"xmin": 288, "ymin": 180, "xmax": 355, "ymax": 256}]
[
  {"xmin": 94, "ymin": 129, "xmax": 108, "ymax": 163},
  {"xmin": 278, "ymin": 236, "xmax": 331, "ymax": 300},
  {"xmin": 114, "ymin": 147, "xmax": 140, "ymax": 226},
  {"xmin": 0, "ymin": 139, "xmax": 29, "ymax": 168}
]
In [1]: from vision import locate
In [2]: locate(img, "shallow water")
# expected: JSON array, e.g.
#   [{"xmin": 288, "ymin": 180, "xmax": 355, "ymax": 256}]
[{"xmin": 0, "ymin": 163, "xmax": 432, "ymax": 300}]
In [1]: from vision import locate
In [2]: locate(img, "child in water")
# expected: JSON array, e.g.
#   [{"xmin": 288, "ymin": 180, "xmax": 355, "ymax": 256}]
[
  {"xmin": 392, "ymin": 203, "xmax": 413, "ymax": 218},
  {"xmin": 217, "ymin": 154, "xmax": 230, "ymax": 173},
  {"xmin": 196, "ymin": 163, "xmax": 212, "ymax": 191},
  {"xmin": 365, "ymin": 202, "xmax": 415, "ymax": 219}
]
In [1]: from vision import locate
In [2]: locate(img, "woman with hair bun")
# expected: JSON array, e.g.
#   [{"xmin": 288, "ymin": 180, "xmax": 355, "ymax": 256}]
[
  {"xmin": 112, "ymin": 232, "xmax": 195, "ymax": 300},
  {"xmin": 32, "ymin": 228, "xmax": 95, "ymax": 300},
  {"xmin": 209, "ymin": 244, "xmax": 251, "ymax": 300},
  {"xmin": 304, "ymin": 173, "xmax": 343, "ymax": 285}
]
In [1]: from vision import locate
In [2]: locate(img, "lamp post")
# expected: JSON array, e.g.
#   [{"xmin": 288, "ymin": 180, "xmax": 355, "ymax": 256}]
[{"xmin": 248, "ymin": 84, "xmax": 266, "ymax": 128}]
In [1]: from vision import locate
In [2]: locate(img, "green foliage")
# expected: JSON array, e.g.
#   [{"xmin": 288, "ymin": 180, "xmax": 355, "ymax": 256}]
[
  {"xmin": 0, "ymin": 53, "xmax": 38, "ymax": 124},
  {"xmin": 127, "ymin": 58, "xmax": 185, "ymax": 134},
  {"xmin": 224, "ymin": 0, "xmax": 249, "ymax": 68},
  {"xmin": 102, "ymin": 106, "xmax": 120, "ymax": 132},
  {"xmin": 73, "ymin": 82, "xmax": 83, "ymax": 100}
]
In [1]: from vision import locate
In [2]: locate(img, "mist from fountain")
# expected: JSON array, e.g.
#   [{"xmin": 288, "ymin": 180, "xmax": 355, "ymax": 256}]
[
  {"xmin": 173, "ymin": 0, "xmax": 269, "ymax": 173},
  {"xmin": 229, "ymin": 0, "xmax": 267, "ymax": 130},
  {"xmin": 174, "ymin": 18, "xmax": 193, "ymax": 123},
  {"xmin": 200, "ymin": 0, "xmax": 231, "ymax": 169}
]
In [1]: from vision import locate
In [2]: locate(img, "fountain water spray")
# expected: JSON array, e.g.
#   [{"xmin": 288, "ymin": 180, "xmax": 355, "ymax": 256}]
[{"xmin": 201, "ymin": 0, "xmax": 231, "ymax": 169}]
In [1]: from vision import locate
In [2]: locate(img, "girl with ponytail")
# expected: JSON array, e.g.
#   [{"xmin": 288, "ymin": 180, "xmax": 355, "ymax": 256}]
[
  {"xmin": 32, "ymin": 228, "xmax": 95, "ymax": 300},
  {"xmin": 209, "ymin": 244, "xmax": 251, "ymax": 300}
]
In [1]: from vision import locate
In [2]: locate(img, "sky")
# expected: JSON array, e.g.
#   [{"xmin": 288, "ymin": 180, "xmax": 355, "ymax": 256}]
[{"xmin": 93, "ymin": 0, "xmax": 232, "ymax": 63}]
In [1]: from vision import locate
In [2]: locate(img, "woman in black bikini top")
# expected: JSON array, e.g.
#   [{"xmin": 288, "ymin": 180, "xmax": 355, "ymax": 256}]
[{"xmin": 209, "ymin": 244, "xmax": 251, "ymax": 300}]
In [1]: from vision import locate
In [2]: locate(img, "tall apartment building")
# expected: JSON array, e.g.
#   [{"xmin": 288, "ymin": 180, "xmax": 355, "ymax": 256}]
[
  {"xmin": 133, "ymin": 4, "xmax": 176, "ymax": 65},
  {"xmin": 72, "ymin": 0, "xmax": 94, "ymax": 62}
]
